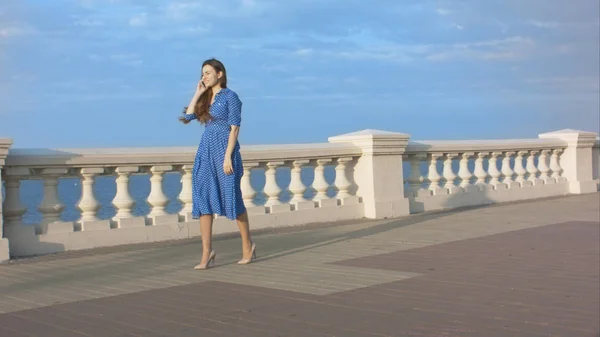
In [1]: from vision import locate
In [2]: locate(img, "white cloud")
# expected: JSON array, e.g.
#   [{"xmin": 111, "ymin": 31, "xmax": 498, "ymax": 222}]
[
  {"xmin": 164, "ymin": 1, "xmax": 205, "ymax": 21},
  {"xmin": 186, "ymin": 25, "xmax": 211, "ymax": 34},
  {"xmin": 0, "ymin": 24, "xmax": 36, "ymax": 38},
  {"xmin": 527, "ymin": 20, "xmax": 560, "ymax": 29},
  {"xmin": 436, "ymin": 8, "xmax": 453, "ymax": 16},
  {"xmin": 129, "ymin": 13, "xmax": 148, "ymax": 27},
  {"xmin": 525, "ymin": 76, "xmax": 600, "ymax": 91},
  {"xmin": 294, "ymin": 48, "xmax": 313, "ymax": 56},
  {"xmin": 426, "ymin": 36, "xmax": 535, "ymax": 62},
  {"xmin": 241, "ymin": 0, "xmax": 256, "ymax": 8},
  {"xmin": 74, "ymin": 18, "xmax": 104, "ymax": 27},
  {"xmin": 11, "ymin": 74, "xmax": 37, "ymax": 82},
  {"xmin": 88, "ymin": 54, "xmax": 103, "ymax": 62},
  {"xmin": 109, "ymin": 54, "xmax": 144, "ymax": 66}
]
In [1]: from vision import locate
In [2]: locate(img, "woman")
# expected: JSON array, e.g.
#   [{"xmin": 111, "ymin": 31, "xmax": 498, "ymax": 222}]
[{"xmin": 179, "ymin": 58, "xmax": 256, "ymax": 270}]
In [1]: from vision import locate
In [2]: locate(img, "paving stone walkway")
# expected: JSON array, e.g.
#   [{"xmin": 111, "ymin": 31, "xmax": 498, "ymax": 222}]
[{"xmin": 1, "ymin": 193, "xmax": 599, "ymax": 336}]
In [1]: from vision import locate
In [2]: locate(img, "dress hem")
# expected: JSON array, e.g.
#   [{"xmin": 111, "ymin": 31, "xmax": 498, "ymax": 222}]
[{"xmin": 191, "ymin": 208, "xmax": 247, "ymax": 221}]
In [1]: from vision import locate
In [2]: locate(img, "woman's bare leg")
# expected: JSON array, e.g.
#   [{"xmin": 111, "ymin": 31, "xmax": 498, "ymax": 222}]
[
  {"xmin": 236, "ymin": 211, "xmax": 253, "ymax": 259},
  {"xmin": 199, "ymin": 214, "xmax": 213, "ymax": 264}
]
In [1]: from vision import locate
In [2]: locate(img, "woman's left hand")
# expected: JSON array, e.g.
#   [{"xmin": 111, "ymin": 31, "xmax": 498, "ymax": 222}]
[{"xmin": 223, "ymin": 157, "xmax": 233, "ymax": 175}]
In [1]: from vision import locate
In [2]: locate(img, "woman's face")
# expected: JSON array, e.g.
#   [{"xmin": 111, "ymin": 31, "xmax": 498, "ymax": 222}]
[{"xmin": 201, "ymin": 65, "xmax": 221, "ymax": 88}]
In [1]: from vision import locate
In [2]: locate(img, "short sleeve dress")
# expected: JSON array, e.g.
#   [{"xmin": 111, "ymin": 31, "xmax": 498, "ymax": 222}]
[{"xmin": 182, "ymin": 88, "xmax": 247, "ymax": 220}]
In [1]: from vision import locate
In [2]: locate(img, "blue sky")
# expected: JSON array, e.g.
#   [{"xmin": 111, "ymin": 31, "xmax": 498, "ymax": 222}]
[{"xmin": 1, "ymin": 0, "xmax": 598, "ymax": 148}]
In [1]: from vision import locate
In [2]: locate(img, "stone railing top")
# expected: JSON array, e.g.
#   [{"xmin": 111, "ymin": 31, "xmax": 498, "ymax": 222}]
[
  {"xmin": 0, "ymin": 138, "xmax": 14, "ymax": 166},
  {"xmin": 329, "ymin": 129, "xmax": 411, "ymax": 155},
  {"xmin": 405, "ymin": 138, "xmax": 568, "ymax": 154},
  {"xmin": 539, "ymin": 129, "xmax": 598, "ymax": 148},
  {"xmin": 5, "ymin": 142, "xmax": 362, "ymax": 168}
]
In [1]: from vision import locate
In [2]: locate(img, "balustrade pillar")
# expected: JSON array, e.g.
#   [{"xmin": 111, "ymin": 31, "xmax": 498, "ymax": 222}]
[
  {"xmin": 147, "ymin": 165, "xmax": 172, "ymax": 217},
  {"xmin": 474, "ymin": 152, "xmax": 489, "ymax": 186},
  {"xmin": 313, "ymin": 159, "xmax": 332, "ymax": 201},
  {"xmin": 501, "ymin": 152, "xmax": 514, "ymax": 184},
  {"xmin": 442, "ymin": 153, "xmax": 460, "ymax": 194},
  {"xmin": 334, "ymin": 157, "xmax": 353, "ymax": 199},
  {"xmin": 458, "ymin": 152, "xmax": 474, "ymax": 190},
  {"xmin": 288, "ymin": 160, "xmax": 308, "ymax": 203},
  {"xmin": 37, "ymin": 168, "xmax": 68, "ymax": 225},
  {"xmin": 427, "ymin": 153, "xmax": 445, "ymax": 195},
  {"xmin": 550, "ymin": 149, "xmax": 564, "ymax": 183},
  {"xmin": 241, "ymin": 162, "xmax": 259, "ymax": 208},
  {"xmin": 1, "ymin": 168, "xmax": 28, "ymax": 226},
  {"xmin": 537, "ymin": 150, "xmax": 553, "ymax": 184},
  {"xmin": 77, "ymin": 168, "xmax": 104, "ymax": 222},
  {"xmin": 264, "ymin": 161, "xmax": 283, "ymax": 206},
  {"xmin": 178, "ymin": 165, "xmax": 193, "ymax": 215},
  {"xmin": 514, "ymin": 151, "xmax": 530, "ymax": 187},
  {"xmin": 408, "ymin": 154, "xmax": 426, "ymax": 197},
  {"xmin": 526, "ymin": 150, "xmax": 542, "ymax": 185},
  {"xmin": 112, "ymin": 166, "xmax": 138, "ymax": 219},
  {"xmin": 488, "ymin": 152, "xmax": 506, "ymax": 189}
]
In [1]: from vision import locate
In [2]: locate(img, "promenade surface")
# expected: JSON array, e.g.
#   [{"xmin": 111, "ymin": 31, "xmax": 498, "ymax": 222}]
[{"xmin": 0, "ymin": 193, "xmax": 599, "ymax": 336}]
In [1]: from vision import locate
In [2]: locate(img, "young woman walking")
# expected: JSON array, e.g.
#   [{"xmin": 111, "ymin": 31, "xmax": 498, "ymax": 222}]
[{"xmin": 179, "ymin": 58, "xmax": 256, "ymax": 270}]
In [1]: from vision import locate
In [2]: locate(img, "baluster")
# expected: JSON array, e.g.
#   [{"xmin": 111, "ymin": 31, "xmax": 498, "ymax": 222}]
[
  {"xmin": 113, "ymin": 166, "xmax": 138, "ymax": 219},
  {"xmin": 264, "ymin": 161, "xmax": 283, "ymax": 206},
  {"xmin": 241, "ymin": 162, "xmax": 259, "ymax": 207},
  {"xmin": 408, "ymin": 154, "xmax": 426, "ymax": 197},
  {"xmin": 427, "ymin": 153, "xmax": 445, "ymax": 195},
  {"xmin": 334, "ymin": 157, "xmax": 353, "ymax": 199},
  {"xmin": 37, "ymin": 168, "xmax": 68, "ymax": 225},
  {"xmin": 77, "ymin": 168, "xmax": 104, "ymax": 222},
  {"xmin": 526, "ymin": 150, "xmax": 541, "ymax": 185},
  {"xmin": 550, "ymin": 149, "xmax": 565, "ymax": 182},
  {"xmin": 488, "ymin": 152, "xmax": 506, "ymax": 189},
  {"xmin": 442, "ymin": 153, "xmax": 460, "ymax": 194},
  {"xmin": 178, "ymin": 165, "xmax": 193, "ymax": 214},
  {"xmin": 289, "ymin": 160, "xmax": 309, "ymax": 203},
  {"xmin": 474, "ymin": 152, "xmax": 489, "ymax": 186},
  {"xmin": 1, "ymin": 168, "xmax": 28, "ymax": 226},
  {"xmin": 458, "ymin": 152, "xmax": 474, "ymax": 190},
  {"xmin": 514, "ymin": 151, "xmax": 530, "ymax": 186},
  {"xmin": 313, "ymin": 159, "xmax": 332, "ymax": 201},
  {"xmin": 501, "ymin": 151, "xmax": 517, "ymax": 188},
  {"xmin": 147, "ymin": 165, "xmax": 172, "ymax": 217},
  {"xmin": 538, "ymin": 150, "xmax": 553, "ymax": 184}
]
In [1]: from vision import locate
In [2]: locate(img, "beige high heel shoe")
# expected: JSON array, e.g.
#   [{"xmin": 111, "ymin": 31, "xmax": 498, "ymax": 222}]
[
  {"xmin": 237, "ymin": 243, "xmax": 256, "ymax": 265},
  {"xmin": 194, "ymin": 250, "xmax": 216, "ymax": 270}
]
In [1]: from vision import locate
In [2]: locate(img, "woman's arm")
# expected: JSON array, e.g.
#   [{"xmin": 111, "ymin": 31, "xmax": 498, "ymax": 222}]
[
  {"xmin": 223, "ymin": 91, "xmax": 243, "ymax": 174},
  {"xmin": 185, "ymin": 91, "xmax": 202, "ymax": 115},
  {"xmin": 225, "ymin": 125, "xmax": 240, "ymax": 158},
  {"xmin": 179, "ymin": 81, "xmax": 206, "ymax": 123}
]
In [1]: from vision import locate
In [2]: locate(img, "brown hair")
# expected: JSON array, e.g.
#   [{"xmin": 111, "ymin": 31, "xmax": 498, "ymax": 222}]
[{"xmin": 191, "ymin": 58, "xmax": 228, "ymax": 124}]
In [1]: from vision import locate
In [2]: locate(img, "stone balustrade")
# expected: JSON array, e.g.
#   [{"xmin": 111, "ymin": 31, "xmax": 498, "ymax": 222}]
[
  {"xmin": 1, "ymin": 129, "xmax": 598, "ymax": 261},
  {"xmin": 404, "ymin": 138, "xmax": 568, "ymax": 212}
]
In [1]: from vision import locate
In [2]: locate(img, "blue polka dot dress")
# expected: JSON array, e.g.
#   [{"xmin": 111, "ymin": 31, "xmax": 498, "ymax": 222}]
[{"xmin": 182, "ymin": 87, "xmax": 247, "ymax": 220}]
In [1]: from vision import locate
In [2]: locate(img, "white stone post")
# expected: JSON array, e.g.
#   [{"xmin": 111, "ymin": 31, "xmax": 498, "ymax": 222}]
[
  {"xmin": 539, "ymin": 129, "xmax": 599, "ymax": 194},
  {"xmin": 148, "ymin": 165, "xmax": 172, "ymax": 217},
  {"xmin": 593, "ymin": 139, "xmax": 600, "ymax": 190},
  {"xmin": 0, "ymin": 138, "xmax": 14, "ymax": 263},
  {"xmin": 288, "ymin": 160, "xmax": 309, "ymax": 203},
  {"xmin": 328, "ymin": 129, "xmax": 410, "ymax": 219}
]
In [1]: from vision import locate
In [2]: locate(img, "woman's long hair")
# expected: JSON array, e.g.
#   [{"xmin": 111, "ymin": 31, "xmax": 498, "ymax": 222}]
[{"xmin": 192, "ymin": 58, "xmax": 228, "ymax": 124}]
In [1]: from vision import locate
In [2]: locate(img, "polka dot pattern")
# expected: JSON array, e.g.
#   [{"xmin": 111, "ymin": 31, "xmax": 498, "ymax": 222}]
[{"xmin": 183, "ymin": 88, "xmax": 246, "ymax": 220}]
